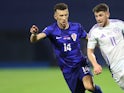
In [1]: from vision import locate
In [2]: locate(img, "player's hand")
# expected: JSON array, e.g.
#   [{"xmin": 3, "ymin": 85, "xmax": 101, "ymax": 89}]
[
  {"xmin": 93, "ymin": 64, "xmax": 102, "ymax": 75},
  {"xmin": 30, "ymin": 25, "xmax": 39, "ymax": 34}
]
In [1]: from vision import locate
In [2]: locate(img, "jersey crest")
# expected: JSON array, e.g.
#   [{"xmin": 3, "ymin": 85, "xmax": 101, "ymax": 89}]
[{"xmin": 71, "ymin": 33, "xmax": 77, "ymax": 41}]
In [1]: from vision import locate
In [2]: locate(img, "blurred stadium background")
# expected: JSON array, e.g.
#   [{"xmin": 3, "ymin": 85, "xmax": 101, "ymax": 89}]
[{"xmin": 0, "ymin": 0, "xmax": 124, "ymax": 93}]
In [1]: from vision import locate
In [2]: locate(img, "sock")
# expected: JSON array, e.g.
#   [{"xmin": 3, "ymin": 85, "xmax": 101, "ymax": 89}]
[{"xmin": 93, "ymin": 85, "xmax": 102, "ymax": 93}]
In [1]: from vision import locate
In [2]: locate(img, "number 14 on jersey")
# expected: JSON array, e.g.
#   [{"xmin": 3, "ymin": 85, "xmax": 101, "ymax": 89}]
[{"xmin": 63, "ymin": 43, "xmax": 72, "ymax": 52}]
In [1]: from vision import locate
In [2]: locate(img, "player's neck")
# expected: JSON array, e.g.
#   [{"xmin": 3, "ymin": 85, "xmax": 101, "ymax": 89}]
[
  {"xmin": 58, "ymin": 23, "xmax": 69, "ymax": 30},
  {"xmin": 103, "ymin": 19, "xmax": 109, "ymax": 27}
]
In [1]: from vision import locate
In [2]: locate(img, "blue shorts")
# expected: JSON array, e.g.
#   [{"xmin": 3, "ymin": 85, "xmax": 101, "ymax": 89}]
[{"xmin": 62, "ymin": 62, "xmax": 92, "ymax": 93}]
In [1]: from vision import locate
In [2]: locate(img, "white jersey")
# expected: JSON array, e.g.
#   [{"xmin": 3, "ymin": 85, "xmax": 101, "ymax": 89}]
[{"xmin": 88, "ymin": 19, "xmax": 124, "ymax": 72}]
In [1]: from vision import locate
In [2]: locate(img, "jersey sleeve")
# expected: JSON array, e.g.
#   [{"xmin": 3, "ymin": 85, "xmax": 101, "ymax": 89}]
[
  {"xmin": 118, "ymin": 20, "xmax": 124, "ymax": 33},
  {"xmin": 42, "ymin": 26, "xmax": 52, "ymax": 36},
  {"xmin": 87, "ymin": 29, "xmax": 97, "ymax": 49},
  {"xmin": 79, "ymin": 24, "xmax": 87, "ymax": 38}
]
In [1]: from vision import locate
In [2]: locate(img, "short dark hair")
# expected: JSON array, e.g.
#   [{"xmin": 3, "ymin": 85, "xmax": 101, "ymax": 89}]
[
  {"xmin": 93, "ymin": 3, "xmax": 109, "ymax": 13},
  {"xmin": 54, "ymin": 3, "xmax": 68, "ymax": 12}
]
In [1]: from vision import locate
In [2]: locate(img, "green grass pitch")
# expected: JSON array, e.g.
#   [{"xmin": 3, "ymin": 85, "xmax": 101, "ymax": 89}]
[{"xmin": 0, "ymin": 67, "xmax": 123, "ymax": 93}]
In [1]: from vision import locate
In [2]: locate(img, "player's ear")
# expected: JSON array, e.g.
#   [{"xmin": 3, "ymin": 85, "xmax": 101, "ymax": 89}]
[
  {"xmin": 106, "ymin": 11, "xmax": 110, "ymax": 18},
  {"xmin": 54, "ymin": 13, "xmax": 57, "ymax": 20}
]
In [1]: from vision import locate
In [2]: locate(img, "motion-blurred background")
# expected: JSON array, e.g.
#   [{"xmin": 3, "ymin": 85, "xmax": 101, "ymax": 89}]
[{"xmin": 0, "ymin": 0, "xmax": 124, "ymax": 68}]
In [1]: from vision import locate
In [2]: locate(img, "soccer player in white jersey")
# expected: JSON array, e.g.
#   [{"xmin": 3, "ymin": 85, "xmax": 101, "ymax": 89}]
[{"xmin": 87, "ymin": 3, "xmax": 124, "ymax": 90}]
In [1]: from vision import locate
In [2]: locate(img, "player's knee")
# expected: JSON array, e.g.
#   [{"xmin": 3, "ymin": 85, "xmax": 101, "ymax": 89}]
[
  {"xmin": 83, "ymin": 75, "xmax": 95, "ymax": 91},
  {"xmin": 84, "ymin": 84, "xmax": 95, "ymax": 92},
  {"xmin": 118, "ymin": 75, "xmax": 124, "ymax": 90},
  {"xmin": 119, "ymin": 81, "xmax": 124, "ymax": 90},
  {"xmin": 120, "ymin": 86, "xmax": 124, "ymax": 90}
]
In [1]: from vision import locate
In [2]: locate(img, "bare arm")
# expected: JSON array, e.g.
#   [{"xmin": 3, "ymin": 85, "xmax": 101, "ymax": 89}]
[
  {"xmin": 30, "ymin": 25, "xmax": 47, "ymax": 43},
  {"xmin": 85, "ymin": 35, "xmax": 88, "ymax": 40},
  {"xmin": 87, "ymin": 48, "xmax": 102, "ymax": 75}
]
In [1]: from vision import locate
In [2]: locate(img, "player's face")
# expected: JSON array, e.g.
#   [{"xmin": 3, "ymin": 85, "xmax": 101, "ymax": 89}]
[
  {"xmin": 54, "ymin": 9, "xmax": 69, "ymax": 29},
  {"xmin": 94, "ymin": 11, "xmax": 110, "ymax": 27}
]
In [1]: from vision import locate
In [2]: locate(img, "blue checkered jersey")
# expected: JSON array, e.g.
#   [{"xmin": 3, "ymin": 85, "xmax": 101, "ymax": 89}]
[{"xmin": 42, "ymin": 22, "xmax": 87, "ymax": 72}]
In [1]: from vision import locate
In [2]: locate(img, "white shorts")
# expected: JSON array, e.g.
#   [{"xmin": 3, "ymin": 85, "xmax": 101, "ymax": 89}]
[
  {"xmin": 112, "ymin": 60, "xmax": 124, "ymax": 90},
  {"xmin": 112, "ymin": 69, "xmax": 124, "ymax": 90}
]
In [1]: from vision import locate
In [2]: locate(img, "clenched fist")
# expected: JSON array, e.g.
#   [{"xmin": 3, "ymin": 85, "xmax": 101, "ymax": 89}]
[{"xmin": 30, "ymin": 25, "xmax": 39, "ymax": 34}]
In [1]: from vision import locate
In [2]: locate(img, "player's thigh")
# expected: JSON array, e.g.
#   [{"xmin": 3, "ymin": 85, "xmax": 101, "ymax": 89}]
[
  {"xmin": 118, "ymin": 75, "xmax": 124, "ymax": 90},
  {"xmin": 82, "ymin": 75, "xmax": 94, "ymax": 89},
  {"xmin": 117, "ymin": 68, "xmax": 124, "ymax": 90}
]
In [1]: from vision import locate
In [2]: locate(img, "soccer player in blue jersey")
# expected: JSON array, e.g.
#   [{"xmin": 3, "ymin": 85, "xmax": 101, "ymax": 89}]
[{"xmin": 30, "ymin": 3, "xmax": 102, "ymax": 93}]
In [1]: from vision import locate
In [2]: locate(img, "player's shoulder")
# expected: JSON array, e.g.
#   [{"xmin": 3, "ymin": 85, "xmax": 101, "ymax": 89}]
[
  {"xmin": 69, "ymin": 22, "xmax": 82, "ymax": 26},
  {"xmin": 109, "ymin": 19, "xmax": 124, "ymax": 24},
  {"xmin": 46, "ymin": 23, "xmax": 57, "ymax": 30},
  {"xmin": 69, "ymin": 22, "xmax": 84, "ymax": 29},
  {"xmin": 43, "ymin": 23, "xmax": 57, "ymax": 31},
  {"xmin": 88, "ymin": 23, "xmax": 100, "ymax": 37},
  {"xmin": 89, "ymin": 24, "xmax": 99, "ymax": 32}
]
